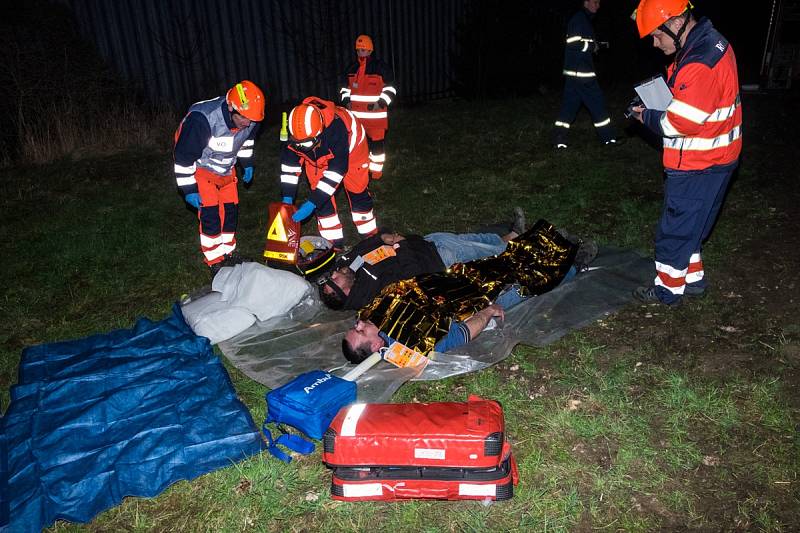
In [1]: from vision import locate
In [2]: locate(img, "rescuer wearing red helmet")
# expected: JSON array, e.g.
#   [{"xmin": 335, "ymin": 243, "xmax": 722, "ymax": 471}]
[
  {"xmin": 629, "ymin": 0, "xmax": 742, "ymax": 305},
  {"xmin": 279, "ymin": 97, "xmax": 378, "ymax": 250},
  {"xmin": 174, "ymin": 80, "xmax": 265, "ymax": 276},
  {"xmin": 553, "ymin": 0, "xmax": 618, "ymax": 149},
  {"xmin": 339, "ymin": 34, "xmax": 396, "ymax": 179}
]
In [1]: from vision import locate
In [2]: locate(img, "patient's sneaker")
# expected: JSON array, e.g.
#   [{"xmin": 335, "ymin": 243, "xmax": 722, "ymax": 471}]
[
  {"xmin": 556, "ymin": 228, "xmax": 598, "ymax": 272},
  {"xmin": 556, "ymin": 227, "xmax": 579, "ymax": 243},
  {"xmin": 574, "ymin": 239, "xmax": 599, "ymax": 272},
  {"xmin": 511, "ymin": 207, "xmax": 527, "ymax": 235}
]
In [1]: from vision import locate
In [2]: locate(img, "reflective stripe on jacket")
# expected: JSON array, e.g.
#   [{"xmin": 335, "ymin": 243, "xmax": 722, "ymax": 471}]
[
  {"xmin": 644, "ymin": 18, "xmax": 742, "ymax": 171},
  {"xmin": 562, "ymin": 9, "xmax": 596, "ymax": 79},
  {"xmin": 340, "ymin": 56, "xmax": 396, "ymax": 129}
]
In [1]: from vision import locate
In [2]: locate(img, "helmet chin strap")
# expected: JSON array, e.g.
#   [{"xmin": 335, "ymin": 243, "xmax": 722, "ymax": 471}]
[{"xmin": 659, "ymin": 12, "xmax": 690, "ymax": 53}]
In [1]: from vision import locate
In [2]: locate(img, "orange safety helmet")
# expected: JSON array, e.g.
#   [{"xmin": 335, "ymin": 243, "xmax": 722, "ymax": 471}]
[
  {"xmin": 634, "ymin": 0, "xmax": 691, "ymax": 37},
  {"xmin": 226, "ymin": 80, "xmax": 265, "ymax": 121},
  {"xmin": 288, "ymin": 102, "xmax": 325, "ymax": 141},
  {"xmin": 354, "ymin": 34, "xmax": 374, "ymax": 52}
]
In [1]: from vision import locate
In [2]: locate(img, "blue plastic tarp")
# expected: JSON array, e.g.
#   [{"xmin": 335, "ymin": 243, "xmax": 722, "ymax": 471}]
[{"xmin": 1, "ymin": 305, "xmax": 265, "ymax": 532}]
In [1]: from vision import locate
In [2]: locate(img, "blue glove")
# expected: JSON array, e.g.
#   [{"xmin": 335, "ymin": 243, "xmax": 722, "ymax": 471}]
[
  {"xmin": 281, "ymin": 196, "xmax": 293, "ymax": 204},
  {"xmin": 242, "ymin": 166, "xmax": 254, "ymax": 184},
  {"xmin": 184, "ymin": 193, "xmax": 201, "ymax": 209},
  {"xmin": 291, "ymin": 200, "xmax": 316, "ymax": 222}
]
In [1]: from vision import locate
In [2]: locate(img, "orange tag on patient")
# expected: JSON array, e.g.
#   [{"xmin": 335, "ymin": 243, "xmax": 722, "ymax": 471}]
[
  {"xmin": 361, "ymin": 245, "xmax": 396, "ymax": 265},
  {"xmin": 384, "ymin": 342, "xmax": 429, "ymax": 369}
]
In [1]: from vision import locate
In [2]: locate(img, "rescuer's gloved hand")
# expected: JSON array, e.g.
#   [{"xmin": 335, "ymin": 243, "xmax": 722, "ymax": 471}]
[
  {"xmin": 242, "ymin": 166, "xmax": 254, "ymax": 184},
  {"xmin": 281, "ymin": 196, "xmax": 293, "ymax": 204},
  {"xmin": 291, "ymin": 200, "xmax": 316, "ymax": 222},
  {"xmin": 184, "ymin": 193, "xmax": 202, "ymax": 209}
]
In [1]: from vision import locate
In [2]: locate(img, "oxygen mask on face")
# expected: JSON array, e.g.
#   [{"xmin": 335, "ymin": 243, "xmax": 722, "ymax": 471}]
[{"xmin": 291, "ymin": 137, "xmax": 318, "ymax": 153}]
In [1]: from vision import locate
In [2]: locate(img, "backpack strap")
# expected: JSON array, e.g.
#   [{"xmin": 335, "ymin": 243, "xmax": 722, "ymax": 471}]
[{"xmin": 262, "ymin": 422, "xmax": 315, "ymax": 463}]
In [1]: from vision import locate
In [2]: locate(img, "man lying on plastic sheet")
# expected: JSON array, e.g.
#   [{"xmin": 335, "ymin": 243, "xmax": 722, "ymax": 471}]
[{"xmin": 189, "ymin": 228, "xmax": 651, "ymax": 403}]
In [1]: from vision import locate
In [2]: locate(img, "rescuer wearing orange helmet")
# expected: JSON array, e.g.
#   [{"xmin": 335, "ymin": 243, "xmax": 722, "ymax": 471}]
[
  {"xmin": 339, "ymin": 34, "xmax": 397, "ymax": 179},
  {"xmin": 553, "ymin": 0, "xmax": 618, "ymax": 149},
  {"xmin": 279, "ymin": 97, "xmax": 378, "ymax": 250},
  {"xmin": 174, "ymin": 80, "xmax": 265, "ymax": 276},
  {"xmin": 629, "ymin": 0, "xmax": 742, "ymax": 305}
]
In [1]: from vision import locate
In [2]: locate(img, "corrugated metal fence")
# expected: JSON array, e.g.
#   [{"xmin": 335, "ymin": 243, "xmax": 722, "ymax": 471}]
[{"xmin": 66, "ymin": 0, "xmax": 466, "ymax": 111}]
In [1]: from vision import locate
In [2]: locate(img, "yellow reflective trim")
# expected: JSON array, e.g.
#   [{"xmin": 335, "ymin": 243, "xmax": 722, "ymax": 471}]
[{"xmin": 263, "ymin": 250, "xmax": 295, "ymax": 261}]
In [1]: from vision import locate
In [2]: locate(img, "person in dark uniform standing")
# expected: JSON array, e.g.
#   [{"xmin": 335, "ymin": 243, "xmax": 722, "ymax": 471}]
[{"xmin": 553, "ymin": 0, "xmax": 618, "ymax": 149}]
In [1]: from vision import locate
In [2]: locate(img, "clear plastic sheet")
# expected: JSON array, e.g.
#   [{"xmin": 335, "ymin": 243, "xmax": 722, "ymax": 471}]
[{"xmin": 217, "ymin": 248, "xmax": 652, "ymax": 402}]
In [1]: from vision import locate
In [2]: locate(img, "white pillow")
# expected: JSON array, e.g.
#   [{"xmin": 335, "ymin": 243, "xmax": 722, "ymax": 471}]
[
  {"xmin": 180, "ymin": 292, "xmax": 257, "ymax": 345},
  {"xmin": 212, "ymin": 262, "xmax": 312, "ymax": 321}
]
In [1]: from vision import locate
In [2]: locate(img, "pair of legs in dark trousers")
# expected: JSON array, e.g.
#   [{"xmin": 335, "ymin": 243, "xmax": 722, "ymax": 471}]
[
  {"xmin": 554, "ymin": 77, "xmax": 615, "ymax": 146},
  {"xmin": 315, "ymin": 188, "xmax": 377, "ymax": 250},
  {"xmin": 653, "ymin": 162, "xmax": 737, "ymax": 304}
]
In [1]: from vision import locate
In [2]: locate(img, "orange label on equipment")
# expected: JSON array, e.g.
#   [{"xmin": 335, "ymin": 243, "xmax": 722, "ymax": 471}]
[
  {"xmin": 384, "ymin": 342, "xmax": 428, "ymax": 369},
  {"xmin": 362, "ymin": 245, "xmax": 396, "ymax": 265}
]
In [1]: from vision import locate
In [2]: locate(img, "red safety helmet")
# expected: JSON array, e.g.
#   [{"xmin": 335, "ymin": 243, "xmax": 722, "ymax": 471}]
[
  {"xmin": 355, "ymin": 34, "xmax": 373, "ymax": 52},
  {"xmin": 288, "ymin": 102, "xmax": 325, "ymax": 141},
  {"xmin": 634, "ymin": 0, "xmax": 691, "ymax": 37},
  {"xmin": 226, "ymin": 80, "xmax": 265, "ymax": 121}
]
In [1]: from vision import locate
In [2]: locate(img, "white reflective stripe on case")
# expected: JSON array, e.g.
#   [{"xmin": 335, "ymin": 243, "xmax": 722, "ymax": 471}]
[
  {"xmin": 458, "ymin": 483, "xmax": 497, "ymax": 497},
  {"xmin": 340, "ymin": 403, "xmax": 367, "ymax": 436},
  {"xmin": 342, "ymin": 482, "xmax": 384, "ymax": 497}
]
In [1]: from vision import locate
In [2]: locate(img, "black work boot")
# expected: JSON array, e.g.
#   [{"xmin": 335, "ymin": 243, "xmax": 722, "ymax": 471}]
[
  {"xmin": 222, "ymin": 251, "xmax": 250, "ymax": 266},
  {"xmin": 633, "ymin": 285, "xmax": 682, "ymax": 307},
  {"xmin": 209, "ymin": 262, "xmax": 223, "ymax": 279}
]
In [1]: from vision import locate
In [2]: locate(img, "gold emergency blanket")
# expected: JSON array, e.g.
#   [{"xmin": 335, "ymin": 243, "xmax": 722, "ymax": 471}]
[{"xmin": 359, "ymin": 220, "xmax": 578, "ymax": 354}]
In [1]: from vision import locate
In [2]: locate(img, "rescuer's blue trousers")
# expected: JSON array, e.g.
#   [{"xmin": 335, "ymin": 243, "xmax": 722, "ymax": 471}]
[
  {"xmin": 653, "ymin": 162, "xmax": 737, "ymax": 304},
  {"xmin": 554, "ymin": 77, "xmax": 615, "ymax": 145}
]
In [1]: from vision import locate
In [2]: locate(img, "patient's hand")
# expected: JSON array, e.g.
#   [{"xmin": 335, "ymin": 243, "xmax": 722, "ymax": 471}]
[{"xmin": 381, "ymin": 233, "xmax": 406, "ymax": 245}]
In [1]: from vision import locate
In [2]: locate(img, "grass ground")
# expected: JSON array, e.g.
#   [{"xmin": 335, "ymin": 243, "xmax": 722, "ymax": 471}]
[{"xmin": 2, "ymin": 88, "xmax": 798, "ymax": 531}]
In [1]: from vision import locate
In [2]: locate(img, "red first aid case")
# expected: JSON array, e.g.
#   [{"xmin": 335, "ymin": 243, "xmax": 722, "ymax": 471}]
[
  {"xmin": 322, "ymin": 396, "xmax": 519, "ymax": 501},
  {"xmin": 330, "ymin": 449, "xmax": 518, "ymax": 501}
]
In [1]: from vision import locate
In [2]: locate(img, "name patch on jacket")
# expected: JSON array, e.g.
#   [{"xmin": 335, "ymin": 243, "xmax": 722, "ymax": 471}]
[{"xmin": 208, "ymin": 136, "xmax": 234, "ymax": 151}]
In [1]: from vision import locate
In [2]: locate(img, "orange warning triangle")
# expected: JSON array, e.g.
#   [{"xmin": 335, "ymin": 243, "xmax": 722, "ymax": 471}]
[{"xmin": 267, "ymin": 212, "xmax": 288, "ymax": 242}]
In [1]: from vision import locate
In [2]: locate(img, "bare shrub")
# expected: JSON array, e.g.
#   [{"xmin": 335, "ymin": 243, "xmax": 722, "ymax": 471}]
[{"xmin": 0, "ymin": 1, "xmax": 178, "ymax": 166}]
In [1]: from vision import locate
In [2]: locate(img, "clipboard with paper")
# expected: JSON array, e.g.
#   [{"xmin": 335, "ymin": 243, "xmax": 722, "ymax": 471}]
[{"xmin": 634, "ymin": 75, "xmax": 672, "ymax": 111}]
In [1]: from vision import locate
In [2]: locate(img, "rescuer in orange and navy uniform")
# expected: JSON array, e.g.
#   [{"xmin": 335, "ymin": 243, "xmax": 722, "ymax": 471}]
[
  {"xmin": 630, "ymin": 0, "xmax": 742, "ymax": 305},
  {"xmin": 339, "ymin": 34, "xmax": 396, "ymax": 179},
  {"xmin": 280, "ymin": 97, "xmax": 378, "ymax": 250},
  {"xmin": 174, "ymin": 80, "xmax": 265, "ymax": 275}
]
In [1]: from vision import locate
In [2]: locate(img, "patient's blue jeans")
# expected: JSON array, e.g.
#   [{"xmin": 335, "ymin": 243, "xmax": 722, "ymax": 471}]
[{"xmin": 424, "ymin": 232, "xmax": 507, "ymax": 268}]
